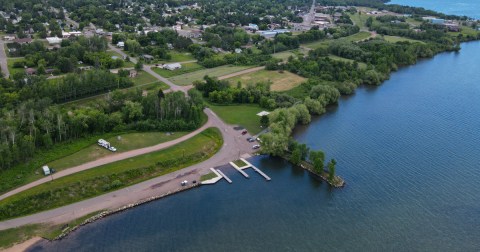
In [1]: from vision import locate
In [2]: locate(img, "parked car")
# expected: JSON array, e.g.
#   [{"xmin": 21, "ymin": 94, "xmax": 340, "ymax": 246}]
[
  {"xmin": 181, "ymin": 180, "xmax": 188, "ymax": 186},
  {"xmin": 241, "ymin": 130, "xmax": 248, "ymax": 135},
  {"xmin": 247, "ymin": 137, "xmax": 255, "ymax": 142},
  {"xmin": 109, "ymin": 147, "xmax": 117, "ymax": 152},
  {"xmin": 252, "ymin": 144, "xmax": 260, "ymax": 149}
]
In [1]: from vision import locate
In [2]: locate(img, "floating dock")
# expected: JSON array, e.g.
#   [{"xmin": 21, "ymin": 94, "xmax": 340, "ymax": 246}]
[
  {"xmin": 216, "ymin": 169, "xmax": 232, "ymax": 184},
  {"xmin": 229, "ymin": 162, "xmax": 249, "ymax": 178},
  {"xmin": 240, "ymin": 158, "xmax": 271, "ymax": 181}
]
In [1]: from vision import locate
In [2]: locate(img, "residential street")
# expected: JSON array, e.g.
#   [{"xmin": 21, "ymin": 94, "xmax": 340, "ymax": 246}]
[{"xmin": 0, "ymin": 40, "xmax": 9, "ymax": 78}]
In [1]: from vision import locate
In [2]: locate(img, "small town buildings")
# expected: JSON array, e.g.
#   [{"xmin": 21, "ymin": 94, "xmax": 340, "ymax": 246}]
[
  {"xmin": 13, "ymin": 38, "xmax": 32, "ymax": 44},
  {"xmin": 163, "ymin": 63, "xmax": 182, "ymax": 71},
  {"xmin": 142, "ymin": 54, "xmax": 154, "ymax": 62},
  {"xmin": 3, "ymin": 35, "xmax": 15, "ymax": 41},
  {"xmin": 25, "ymin": 68, "xmax": 37, "ymax": 75},
  {"xmin": 46, "ymin": 37, "xmax": 62, "ymax": 44},
  {"xmin": 444, "ymin": 23, "xmax": 460, "ymax": 32}
]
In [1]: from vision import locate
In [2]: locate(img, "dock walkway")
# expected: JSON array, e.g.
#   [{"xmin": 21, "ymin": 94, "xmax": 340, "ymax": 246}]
[
  {"xmin": 240, "ymin": 158, "xmax": 271, "ymax": 181},
  {"xmin": 229, "ymin": 162, "xmax": 249, "ymax": 178},
  {"xmin": 216, "ymin": 169, "xmax": 232, "ymax": 184}
]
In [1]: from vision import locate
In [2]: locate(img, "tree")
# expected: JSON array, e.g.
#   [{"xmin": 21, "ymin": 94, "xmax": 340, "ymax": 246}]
[
  {"xmin": 135, "ymin": 60, "xmax": 143, "ymax": 71},
  {"xmin": 260, "ymin": 115, "xmax": 269, "ymax": 127},
  {"xmin": 290, "ymin": 148, "xmax": 302, "ymax": 165},
  {"xmin": 328, "ymin": 159, "xmax": 337, "ymax": 182},
  {"xmin": 309, "ymin": 150, "xmax": 325, "ymax": 174}
]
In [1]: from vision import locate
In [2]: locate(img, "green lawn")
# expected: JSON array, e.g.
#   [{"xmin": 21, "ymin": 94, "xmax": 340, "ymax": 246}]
[
  {"xmin": 233, "ymin": 159, "xmax": 247, "ymax": 167},
  {"xmin": 168, "ymin": 65, "xmax": 253, "ymax": 86},
  {"xmin": 448, "ymin": 26, "xmax": 480, "ymax": 37},
  {"xmin": 0, "ymin": 128, "xmax": 223, "ymax": 221},
  {"xmin": 349, "ymin": 13, "xmax": 370, "ymax": 30},
  {"xmin": 131, "ymin": 70, "xmax": 158, "ymax": 85},
  {"xmin": 47, "ymin": 131, "xmax": 189, "ymax": 170},
  {"xmin": 326, "ymin": 55, "xmax": 368, "ymax": 69},
  {"xmin": 156, "ymin": 51, "xmax": 196, "ymax": 63},
  {"xmin": 382, "ymin": 35, "xmax": 424, "ymax": 44},
  {"xmin": 208, "ymin": 104, "xmax": 265, "ymax": 134},
  {"xmin": 7, "ymin": 57, "xmax": 26, "ymax": 76},
  {"xmin": 106, "ymin": 50, "xmax": 135, "ymax": 68},
  {"xmin": 272, "ymin": 51, "xmax": 296, "ymax": 61},
  {"xmin": 152, "ymin": 62, "xmax": 205, "ymax": 78},
  {"xmin": 225, "ymin": 70, "xmax": 306, "ymax": 91},
  {"xmin": 303, "ymin": 31, "xmax": 372, "ymax": 50},
  {"xmin": 200, "ymin": 172, "xmax": 217, "ymax": 181}
]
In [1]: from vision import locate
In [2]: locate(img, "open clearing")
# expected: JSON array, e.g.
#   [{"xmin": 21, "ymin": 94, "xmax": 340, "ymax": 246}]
[
  {"xmin": 6, "ymin": 57, "xmax": 25, "ymax": 76},
  {"xmin": 47, "ymin": 131, "xmax": 189, "ymax": 170},
  {"xmin": 326, "ymin": 55, "xmax": 368, "ymax": 69},
  {"xmin": 382, "ymin": 35, "xmax": 424, "ymax": 44},
  {"xmin": 303, "ymin": 31, "xmax": 372, "ymax": 50},
  {"xmin": 0, "ymin": 128, "xmax": 222, "ymax": 221},
  {"xmin": 131, "ymin": 70, "xmax": 158, "ymax": 85},
  {"xmin": 208, "ymin": 104, "xmax": 265, "ymax": 134},
  {"xmin": 157, "ymin": 51, "xmax": 195, "ymax": 63},
  {"xmin": 152, "ymin": 62, "xmax": 204, "ymax": 78},
  {"xmin": 225, "ymin": 70, "xmax": 306, "ymax": 91},
  {"xmin": 168, "ymin": 65, "xmax": 253, "ymax": 86}
]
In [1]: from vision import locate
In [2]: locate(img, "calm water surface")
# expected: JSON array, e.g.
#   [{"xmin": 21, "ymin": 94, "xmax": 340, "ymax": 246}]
[
  {"xmin": 30, "ymin": 42, "xmax": 480, "ymax": 251},
  {"xmin": 389, "ymin": 0, "xmax": 480, "ymax": 19}
]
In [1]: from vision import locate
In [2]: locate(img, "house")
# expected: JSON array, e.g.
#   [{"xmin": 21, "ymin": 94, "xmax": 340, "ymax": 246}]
[
  {"xmin": 13, "ymin": 38, "xmax": 32, "ymax": 44},
  {"xmin": 163, "ymin": 63, "xmax": 182, "ymax": 71},
  {"xmin": 117, "ymin": 41, "xmax": 125, "ymax": 48},
  {"xmin": 129, "ymin": 70, "xmax": 137, "ymax": 78},
  {"xmin": 142, "ymin": 54, "xmax": 154, "ymax": 62},
  {"xmin": 444, "ymin": 23, "xmax": 460, "ymax": 32},
  {"xmin": 79, "ymin": 66, "xmax": 92, "ymax": 71},
  {"xmin": 46, "ymin": 37, "xmax": 62, "ymax": 44},
  {"xmin": 45, "ymin": 69, "xmax": 55, "ymax": 75},
  {"xmin": 3, "ymin": 35, "xmax": 15, "ymax": 41},
  {"xmin": 69, "ymin": 31, "xmax": 82, "ymax": 37},
  {"xmin": 235, "ymin": 48, "xmax": 242, "ymax": 54},
  {"xmin": 62, "ymin": 31, "xmax": 71, "ymax": 38},
  {"xmin": 96, "ymin": 29, "xmax": 105, "ymax": 35},
  {"xmin": 25, "ymin": 68, "xmax": 37, "ymax": 75}
]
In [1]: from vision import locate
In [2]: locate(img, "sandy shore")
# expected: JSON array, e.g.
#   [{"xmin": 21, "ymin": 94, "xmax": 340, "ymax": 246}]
[{"xmin": 3, "ymin": 237, "xmax": 44, "ymax": 252}]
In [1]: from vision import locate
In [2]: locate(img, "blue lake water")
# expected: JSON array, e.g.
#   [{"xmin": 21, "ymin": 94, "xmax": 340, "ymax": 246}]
[
  {"xmin": 389, "ymin": 0, "xmax": 480, "ymax": 19},
  {"xmin": 29, "ymin": 41, "xmax": 480, "ymax": 251}
]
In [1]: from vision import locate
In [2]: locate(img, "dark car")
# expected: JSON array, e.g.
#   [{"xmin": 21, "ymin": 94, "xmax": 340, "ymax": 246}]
[{"xmin": 241, "ymin": 130, "xmax": 248, "ymax": 135}]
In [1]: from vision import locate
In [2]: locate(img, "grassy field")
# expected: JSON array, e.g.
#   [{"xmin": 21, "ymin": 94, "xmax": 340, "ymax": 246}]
[
  {"xmin": 382, "ymin": 35, "xmax": 424, "ymax": 44},
  {"xmin": 303, "ymin": 32, "xmax": 372, "ymax": 50},
  {"xmin": 152, "ymin": 62, "xmax": 204, "ymax": 78},
  {"xmin": 326, "ymin": 55, "xmax": 368, "ymax": 69},
  {"xmin": 272, "ymin": 51, "xmax": 296, "ymax": 61},
  {"xmin": 7, "ymin": 57, "xmax": 25, "ymax": 76},
  {"xmin": 208, "ymin": 104, "xmax": 265, "ymax": 134},
  {"xmin": 448, "ymin": 26, "xmax": 480, "ymax": 37},
  {"xmin": 131, "ymin": 70, "xmax": 158, "ymax": 85},
  {"xmin": 233, "ymin": 159, "xmax": 247, "ymax": 167},
  {"xmin": 225, "ymin": 70, "xmax": 306, "ymax": 91},
  {"xmin": 0, "ymin": 128, "xmax": 223, "ymax": 221},
  {"xmin": 47, "ymin": 131, "xmax": 189, "ymax": 170},
  {"xmin": 156, "ymin": 51, "xmax": 196, "ymax": 63},
  {"xmin": 168, "ymin": 65, "xmax": 253, "ymax": 86},
  {"xmin": 349, "ymin": 13, "xmax": 370, "ymax": 30}
]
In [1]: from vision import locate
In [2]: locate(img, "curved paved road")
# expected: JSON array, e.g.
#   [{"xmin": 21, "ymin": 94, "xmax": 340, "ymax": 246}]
[
  {"xmin": 0, "ymin": 108, "xmax": 255, "ymax": 230},
  {"xmin": 0, "ymin": 110, "xmax": 214, "ymax": 201}
]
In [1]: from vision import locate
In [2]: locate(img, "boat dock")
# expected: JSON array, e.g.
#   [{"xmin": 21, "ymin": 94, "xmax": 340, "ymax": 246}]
[
  {"xmin": 239, "ymin": 158, "xmax": 271, "ymax": 181},
  {"xmin": 229, "ymin": 162, "xmax": 250, "ymax": 178},
  {"xmin": 216, "ymin": 169, "xmax": 232, "ymax": 184}
]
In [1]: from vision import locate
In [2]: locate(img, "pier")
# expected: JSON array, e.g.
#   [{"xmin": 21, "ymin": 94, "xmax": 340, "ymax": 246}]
[
  {"xmin": 240, "ymin": 158, "xmax": 271, "ymax": 181},
  {"xmin": 216, "ymin": 169, "xmax": 232, "ymax": 184},
  {"xmin": 229, "ymin": 162, "xmax": 250, "ymax": 178}
]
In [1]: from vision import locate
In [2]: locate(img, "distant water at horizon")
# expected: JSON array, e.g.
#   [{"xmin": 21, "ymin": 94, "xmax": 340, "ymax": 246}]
[
  {"xmin": 389, "ymin": 0, "xmax": 480, "ymax": 19},
  {"xmin": 29, "ymin": 41, "xmax": 480, "ymax": 251}
]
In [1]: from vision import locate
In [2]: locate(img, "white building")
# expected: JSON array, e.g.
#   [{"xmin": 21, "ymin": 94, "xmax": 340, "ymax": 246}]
[
  {"xmin": 46, "ymin": 37, "xmax": 62, "ymax": 44},
  {"xmin": 163, "ymin": 63, "xmax": 182, "ymax": 71},
  {"xmin": 117, "ymin": 41, "xmax": 125, "ymax": 47}
]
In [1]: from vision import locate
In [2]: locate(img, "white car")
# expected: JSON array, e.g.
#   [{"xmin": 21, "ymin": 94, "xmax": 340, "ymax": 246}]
[
  {"xmin": 181, "ymin": 180, "xmax": 188, "ymax": 186},
  {"xmin": 252, "ymin": 144, "xmax": 260, "ymax": 149},
  {"xmin": 109, "ymin": 147, "xmax": 117, "ymax": 152}
]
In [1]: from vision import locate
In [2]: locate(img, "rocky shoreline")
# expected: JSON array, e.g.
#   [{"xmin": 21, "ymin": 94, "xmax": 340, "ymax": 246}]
[{"xmin": 52, "ymin": 183, "xmax": 200, "ymax": 241}]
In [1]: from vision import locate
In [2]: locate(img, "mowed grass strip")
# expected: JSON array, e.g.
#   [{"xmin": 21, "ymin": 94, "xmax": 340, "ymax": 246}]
[
  {"xmin": 208, "ymin": 104, "xmax": 265, "ymax": 134},
  {"xmin": 225, "ymin": 70, "xmax": 306, "ymax": 91},
  {"xmin": 131, "ymin": 70, "xmax": 158, "ymax": 85},
  {"xmin": 156, "ymin": 51, "xmax": 196, "ymax": 63},
  {"xmin": 303, "ymin": 31, "xmax": 372, "ymax": 50},
  {"xmin": 152, "ymin": 62, "xmax": 204, "ymax": 78},
  {"xmin": 47, "ymin": 131, "xmax": 189, "ymax": 170},
  {"xmin": 382, "ymin": 35, "xmax": 424, "ymax": 44},
  {"xmin": 0, "ymin": 128, "xmax": 223, "ymax": 221},
  {"xmin": 168, "ymin": 65, "xmax": 253, "ymax": 86}
]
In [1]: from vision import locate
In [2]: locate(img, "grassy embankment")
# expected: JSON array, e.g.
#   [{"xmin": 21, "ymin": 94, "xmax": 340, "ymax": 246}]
[
  {"xmin": 47, "ymin": 131, "xmax": 188, "ymax": 170},
  {"xmin": 0, "ymin": 128, "xmax": 223, "ymax": 221},
  {"xmin": 152, "ymin": 62, "xmax": 205, "ymax": 78},
  {"xmin": 225, "ymin": 70, "xmax": 306, "ymax": 92},
  {"xmin": 200, "ymin": 172, "xmax": 217, "ymax": 181},
  {"xmin": 233, "ymin": 159, "xmax": 247, "ymax": 167},
  {"xmin": 0, "ymin": 210, "xmax": 103, "ymax": 249},
  {"xmin": 208, "ymin": 104, "xmax": 265, "ymax": 134},
  {"xmin": 168, "ymin": 65, "xmax": 253, "ymax": 86}
]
